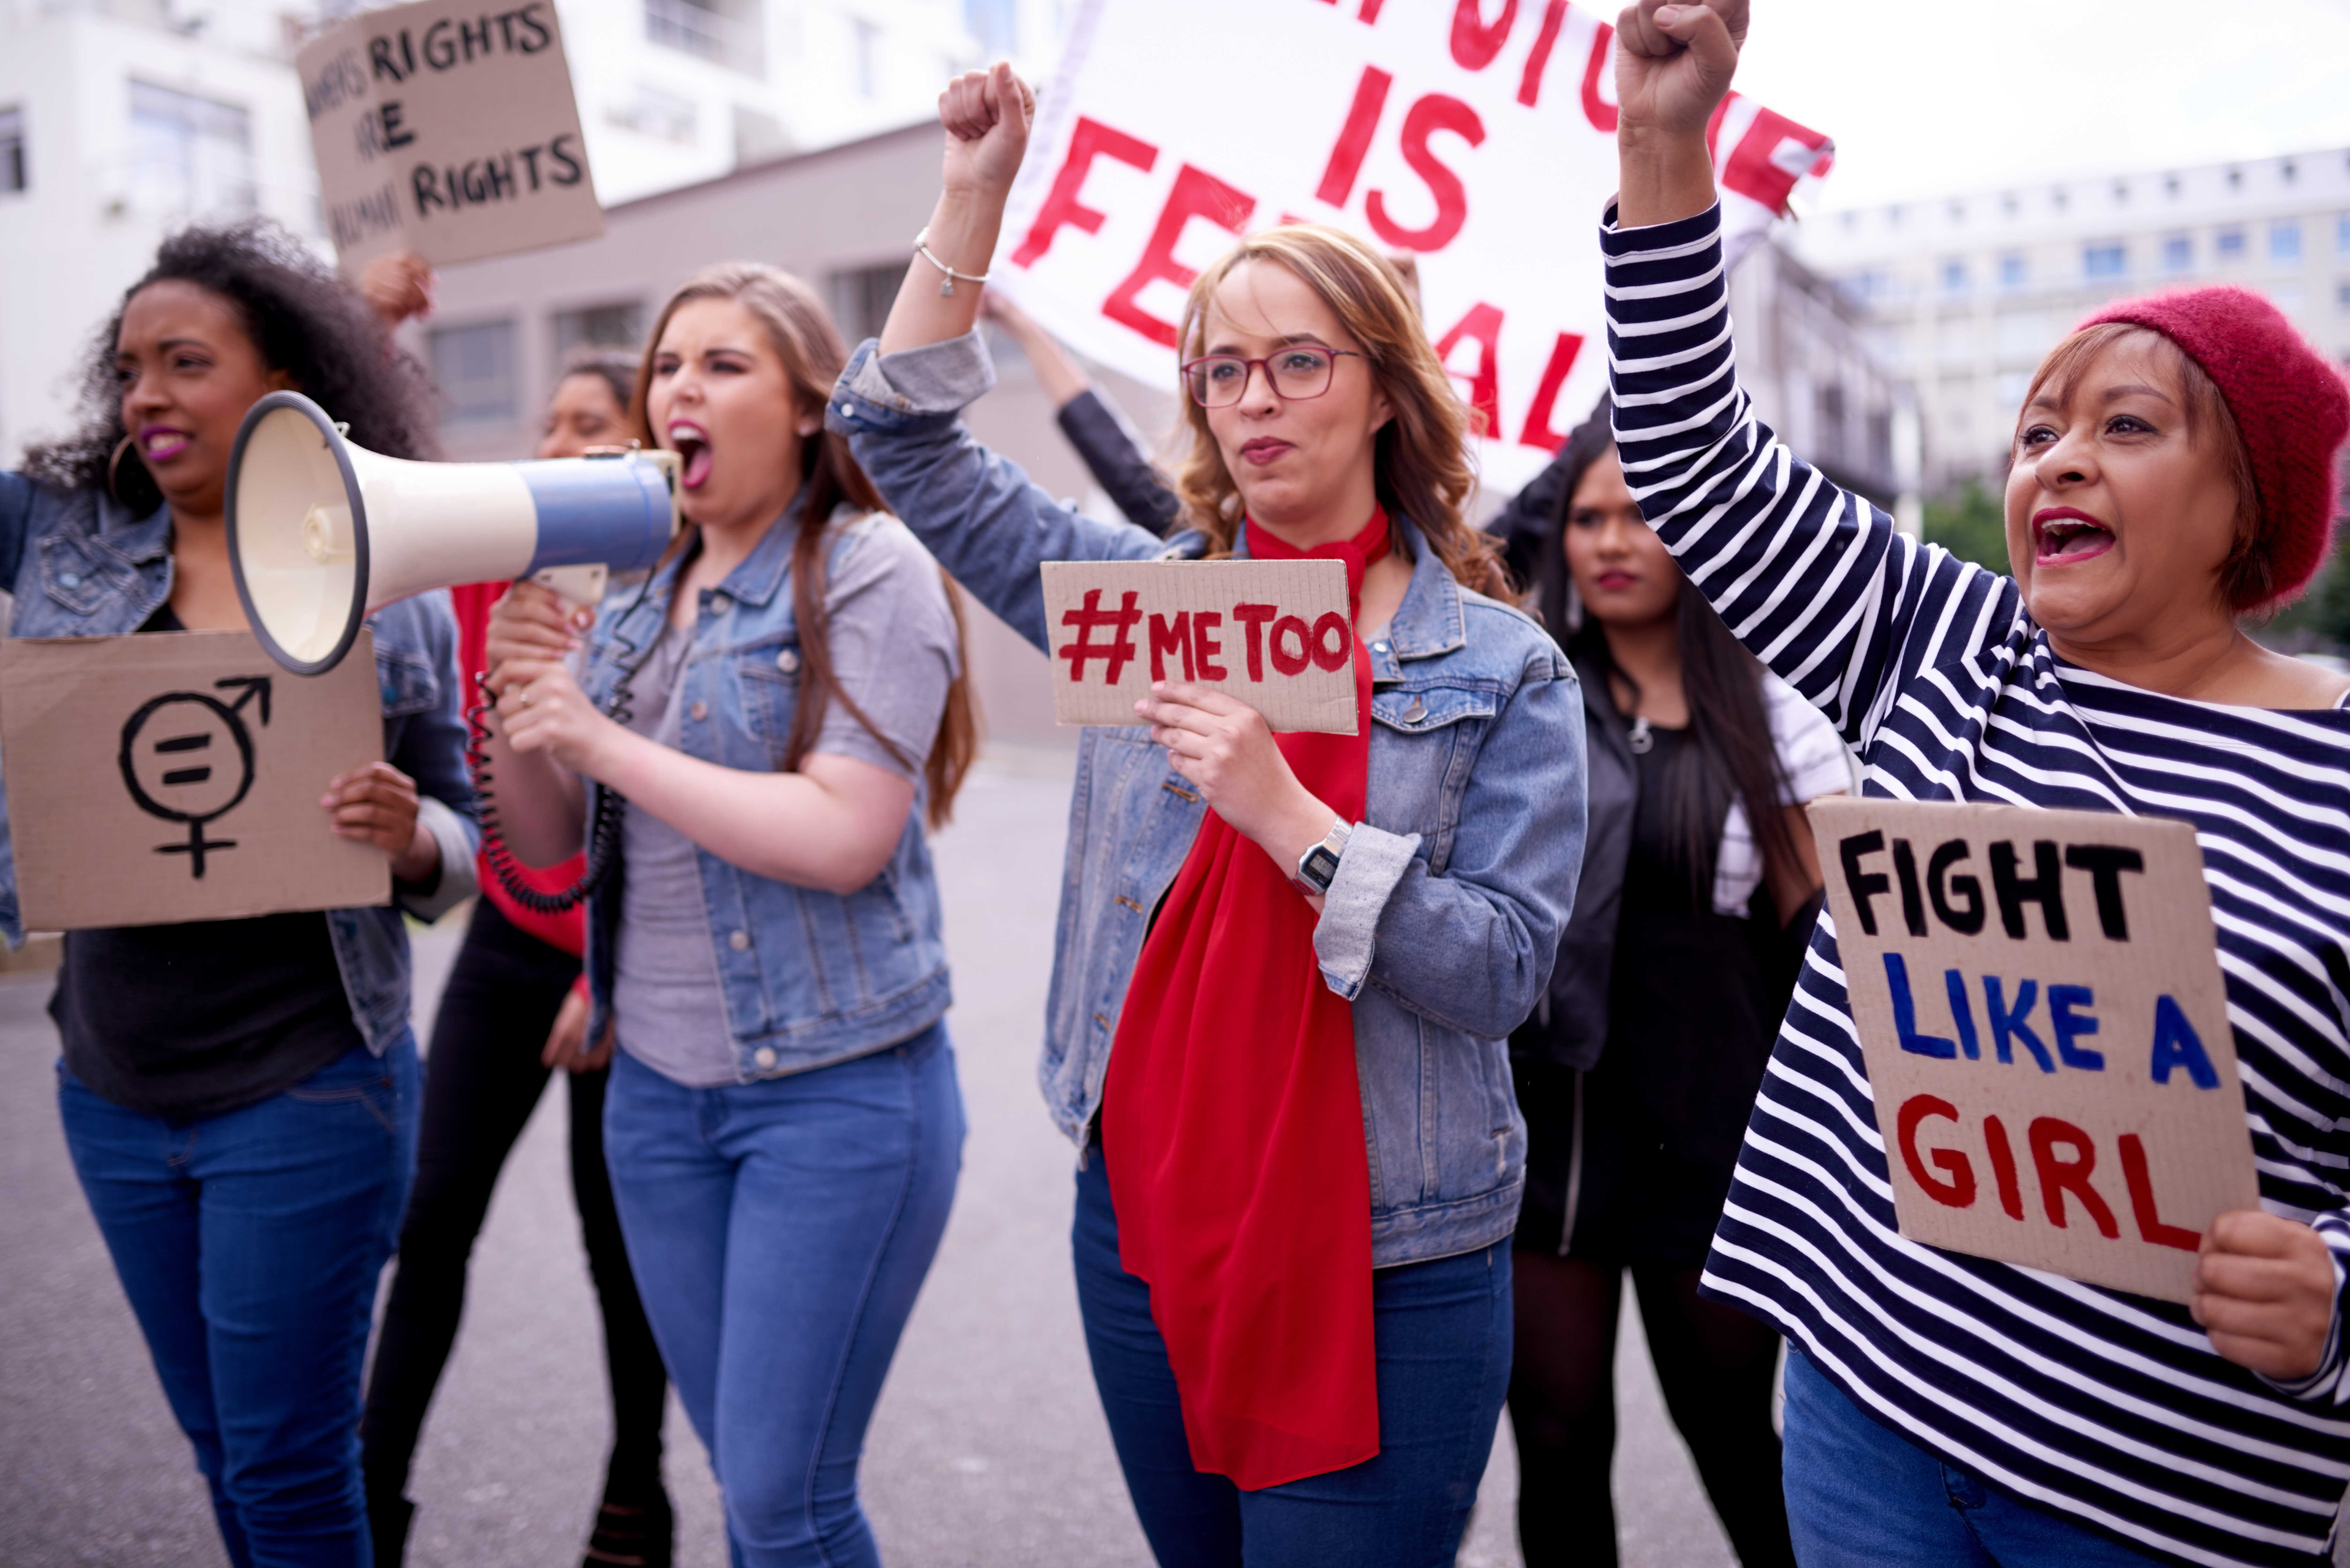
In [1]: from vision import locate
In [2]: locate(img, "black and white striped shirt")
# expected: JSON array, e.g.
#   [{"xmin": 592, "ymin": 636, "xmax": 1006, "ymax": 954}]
[{"xmin": 1606, "ymin": 202, "xmax": 2350, "ymax": 1568}]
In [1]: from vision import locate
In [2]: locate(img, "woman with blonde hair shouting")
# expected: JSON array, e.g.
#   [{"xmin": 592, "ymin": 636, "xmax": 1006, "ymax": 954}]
[
  {"xmin": 830, "ymin": 64, "xmax": 1586, "ymax": 1566},
  {"xmin": 478, "ymin": 261, "xmax": 975, "ymax": 1568},
  {"xmin": 1608, "ymin": 4, "xmax": 2350, "ymax": 1565}
]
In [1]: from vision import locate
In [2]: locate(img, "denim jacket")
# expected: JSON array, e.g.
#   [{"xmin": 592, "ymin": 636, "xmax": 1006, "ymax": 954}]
[
  {"xmin": 574, "ymin": 500, "xmax": 953, "ymax": 1079},
  {"xmin": 829, "ymin": 332, "xmax": 1588, "ymax": 1267},
  {"xmin": 0, "ymin": 473, "xmax": 480, "ymax": 1056}
]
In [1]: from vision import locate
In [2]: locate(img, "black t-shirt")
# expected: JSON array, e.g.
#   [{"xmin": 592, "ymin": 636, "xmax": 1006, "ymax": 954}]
[
  {"xmin": 50, "ymin": 605, "xmax": 360, "ymax": 1120},
  {"xmin": 1520, "ymin": 721, "xmax": 1791, "ymax": 1265}
]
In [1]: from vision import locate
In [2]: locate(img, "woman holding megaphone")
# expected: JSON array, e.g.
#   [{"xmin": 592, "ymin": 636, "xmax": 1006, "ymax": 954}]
[
  {"xmin": 828, "ymin": 64, "xmax": 1586, "ymax": 1564},
  {"xmin": 2, "ymin": 222, "xmax": 477, "ymax": 1563},
  {"xmin": 1606, "ymin": 4, "xmax": 2350, "ymax": 1565},
  {"xmin": 477, "ymin": 263, "xmax": 975, "ymax": 1568}
]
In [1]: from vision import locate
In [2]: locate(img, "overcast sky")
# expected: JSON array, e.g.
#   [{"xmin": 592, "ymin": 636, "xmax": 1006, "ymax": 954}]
[{"xmin": 1721, "ymin": 0, "xmax": 2350, "ymax": 210}]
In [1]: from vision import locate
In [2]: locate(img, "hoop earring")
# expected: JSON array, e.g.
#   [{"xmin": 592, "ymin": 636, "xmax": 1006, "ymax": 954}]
[{"xmin": 106, "ymin": 434, "xmax": 148, "ymax": 508}]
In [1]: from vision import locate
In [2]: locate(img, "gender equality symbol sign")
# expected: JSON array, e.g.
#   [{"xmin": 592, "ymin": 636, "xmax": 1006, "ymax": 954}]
[
  {"xmin": 298, "ymin": 0, "xmax": 604, "ymax": 275},
  {"xmin": 1042, "ymin": 560, "xmax": 1357, "ymax": 733},
  {"xmin": 0, "ymin": 631, "xmax": 390, "ymax": 931},
  {"xmin": 1813, "ymin": 798, "xmax": 2258, "ymax": 1304},
  {"xmin": 119, "ymin": 675, "xmax": 272, "ymax": 876},
  {"xmin": 991, "ymin": 0, "xmax": 1833, "ymax": 496}
]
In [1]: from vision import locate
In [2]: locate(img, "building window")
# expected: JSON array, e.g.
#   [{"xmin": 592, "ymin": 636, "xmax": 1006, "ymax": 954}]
[
  {"xmin": 2162, "ymin": 235, "xmax": 2191, "ymax": 273},
  {"xmin": 1939, "ymin": 260, "xmax": 1967, "ymax": 295},
  {"xmin": 2339, "ymin": 214, "xmax": 2350, "ymax": 256},
  {"xmin": 2338, "ymin": 281, "xmax": 2350, "ymax": 311},
  {"xmin": 1997, "ymin": 253, "xmax": 2026, "ymax": 291},
  {"xmin": 428, "ymin": 320, "xmax": 520, "ymax": 426},
  {"xmin": 2271, "ymin": 222, "xmax": 2302, "ymax": 267},
  {"xmin": 645, "ymin": 0, "xmax": 762, "ymax": 73},
  {"xmin": 830, "ymin": 262, "xmax": 902, "ymax": 346},
  {"xmin": 128, "ymin": 81, "xmax": 254, "ymax": 218},
  {"xmin": 2216, "ymin": 227, "xmax": 2246, "ymax": 260},
  {"xmin": 963, "ymin": 0, "xmax": 1016, "ymax": 56},
  {"xmin": 607, "ymin": 85, "xmax": 698, "ymax": 144},
  {"xmin": 853, "ymin": 18, "xmax": 880, "ymax": 97},
  {"xmin": 552, "ymin": 302, "xmax": 645, "ymax": 374},
  {"xmin": 0, "ymin": 107, "xmax": 24, "ymax": 193},
  {"xmin": 2082, "ymin": 243, "xmax": 2125, "ymax": 280}
]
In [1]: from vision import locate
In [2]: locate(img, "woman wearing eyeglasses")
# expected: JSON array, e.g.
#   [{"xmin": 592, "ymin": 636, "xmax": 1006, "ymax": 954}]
[{"xmin": 829, "ymin": 66, "xmax": 1585, "ymax": 1565}]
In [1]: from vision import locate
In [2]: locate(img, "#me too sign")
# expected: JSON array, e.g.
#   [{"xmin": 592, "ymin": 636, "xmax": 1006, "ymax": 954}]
[
  {"xmin": 1814, "ymin": 798, "xmax": 2258, "ymax": 1304},
  {"xmin": 995, "ymin": 0, "xmax": 1834, "ymax": 494},
  {"xmin": 1043, "ymin": 560, "xmax": 1357, "ymax": 733},
  {"xmin": 298, "ymin": 0, "xmax": 603, "ymax": 273}
]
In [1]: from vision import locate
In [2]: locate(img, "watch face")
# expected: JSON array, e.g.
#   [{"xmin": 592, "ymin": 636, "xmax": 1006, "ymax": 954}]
[{"xmin": 1300, "ymin": 845, "xmax": 1341, "ymax": 891}]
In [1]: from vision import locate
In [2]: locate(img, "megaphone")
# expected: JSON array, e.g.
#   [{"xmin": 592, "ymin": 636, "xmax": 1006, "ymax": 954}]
[{"xmin": 226, "ymin": 390, "xmax": 681, "ymax": 675}]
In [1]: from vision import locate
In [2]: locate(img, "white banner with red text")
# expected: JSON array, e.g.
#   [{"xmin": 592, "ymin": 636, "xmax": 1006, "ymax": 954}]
[{"xmin": 991, "ymin": 0, "xmax": 1833, "ymax": 495}]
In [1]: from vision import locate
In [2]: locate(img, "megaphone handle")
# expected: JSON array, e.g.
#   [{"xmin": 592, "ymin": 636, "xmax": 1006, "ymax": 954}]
[{"xmin": 533, "ymin": 563, "xmax": 609, "ymax": 610}]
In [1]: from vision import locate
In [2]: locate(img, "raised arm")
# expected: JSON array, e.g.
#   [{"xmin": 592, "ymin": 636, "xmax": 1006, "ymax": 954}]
[
  {"xmin": 1607, "ymin": 0, "xmax": 2019, "ymax": 745},
  {"xmin": 831, "ymin": 65, "xmax": 1175, "ymax": 648}
]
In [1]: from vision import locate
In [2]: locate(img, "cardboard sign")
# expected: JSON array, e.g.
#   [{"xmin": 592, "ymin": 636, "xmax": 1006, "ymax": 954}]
[
  {"xmin": 0, "ymin": 632, "xmax": 391, "ymax": 930},
  {"xmin": 298, "ymin": 0, "xmax": 604, "ymax": 274},
  {"xmin": 1041, "ymin": 560, "xmax": 1356, "ymax": 733},
  {"xmin": 1813, "ymin": 797, "xmax": 2258, "ymax": 1303},
  {"xmin": 994, "ymin": 0, "xmax": 1832, "ymax": 494}
]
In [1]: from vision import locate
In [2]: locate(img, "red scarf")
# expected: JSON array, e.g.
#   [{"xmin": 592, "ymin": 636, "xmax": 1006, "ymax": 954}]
[{"xmin": 1100, "ymin": 507, "xmax": 1388, "ymax": 1491}]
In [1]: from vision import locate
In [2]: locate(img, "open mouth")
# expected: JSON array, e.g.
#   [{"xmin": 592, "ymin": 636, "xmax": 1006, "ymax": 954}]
[
  {"xmin": 2033, "ymin": 507, "xmax": 2114, "ymax": 566},
  {"xmin": 669, "ymin": 423, "xmax": 713, "ymax": 489},
  {"xmin": 141, "ymin": 426, "xmax": 191, "ymax": 463}
]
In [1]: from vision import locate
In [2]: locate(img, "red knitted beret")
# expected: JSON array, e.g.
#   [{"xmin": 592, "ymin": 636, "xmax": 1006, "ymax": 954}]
[{"xmin": 2074, "ymin": 287, "xmax": 2350, "ymax": 604}]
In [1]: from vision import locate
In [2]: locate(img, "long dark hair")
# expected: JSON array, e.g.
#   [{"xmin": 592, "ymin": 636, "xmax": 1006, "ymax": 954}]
[
  {"xmin": 23, "ymin": 219, "xmax": 438, "ymax": 512},
  {"xmin": 632, "ymin": 263, "xmax": 977, "ymax": 828},
  {"xmin": 1539, "ymin": 397, "xmax": 1798, "ymax": 909}
]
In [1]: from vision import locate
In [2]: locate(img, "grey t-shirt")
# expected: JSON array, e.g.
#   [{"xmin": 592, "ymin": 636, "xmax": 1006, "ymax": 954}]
[{"xmin": 611, "ymin": 512, "xmax": 962, "ymax": 1088}]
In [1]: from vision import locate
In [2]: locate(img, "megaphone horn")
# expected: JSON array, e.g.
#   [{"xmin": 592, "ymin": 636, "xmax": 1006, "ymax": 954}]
[{"xmin": 226, "ymin": 390, "xmax": 682, "ymax": 675}]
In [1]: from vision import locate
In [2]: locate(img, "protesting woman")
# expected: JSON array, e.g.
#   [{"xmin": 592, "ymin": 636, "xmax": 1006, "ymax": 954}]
[
  {"xmin": 4, "ymin": 220, "xmax": 476, "ymax": 1563},
  {"xmin": 477, "ymin": 263, "xmax": 974, "ymax": 1568},
  {"xmin": 361, "ymin": 346, "xmax": 671, "ymax": 1568},
  {"xmin": 1501, "ymin": 399, "xmax": 1845, "ymax": 1567},
  {"xmin": 1609, "ymin": 4, "xmax": 2350, "ymax": 1565},
  {"xmin": 832, "ymin": 65, "xmax": 1586, "ymax": 1564}
]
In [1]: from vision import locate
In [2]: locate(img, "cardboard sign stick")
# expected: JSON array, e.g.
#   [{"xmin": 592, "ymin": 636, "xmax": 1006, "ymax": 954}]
[{"xmin": 1811, "ymin": 797, "xmax": 2258, "ymax": 1303}]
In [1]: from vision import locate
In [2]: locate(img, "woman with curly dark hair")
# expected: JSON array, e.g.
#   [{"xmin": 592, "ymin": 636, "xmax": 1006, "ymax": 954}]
[{"xmin": 8, "ymin": 219, "xmax": 477, "ymax": 1565}]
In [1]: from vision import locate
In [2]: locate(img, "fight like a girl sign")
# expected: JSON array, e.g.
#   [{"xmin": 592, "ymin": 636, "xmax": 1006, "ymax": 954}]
[
  {"xmin": 992, "ymin": 0, "xmax": 1833, "ymax": 494},
  {"xmin": 1814, "ymin": 798, "xmax": 2259, "ymax": 1303}
]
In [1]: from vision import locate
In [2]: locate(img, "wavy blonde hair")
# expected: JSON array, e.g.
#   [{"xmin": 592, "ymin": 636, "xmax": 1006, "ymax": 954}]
[{"xmin": 1172, "ymin": 225, "xmax": 1504, "ymax": 597}]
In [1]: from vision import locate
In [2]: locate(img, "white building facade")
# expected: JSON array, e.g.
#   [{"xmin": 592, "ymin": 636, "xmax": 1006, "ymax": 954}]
[{"xmin": 1792, "ymin": 147, "xmax": 2350, "ymax": 495}]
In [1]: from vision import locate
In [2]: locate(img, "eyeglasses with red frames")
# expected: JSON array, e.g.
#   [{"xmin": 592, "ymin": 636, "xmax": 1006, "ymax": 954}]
[{"xmin": 1180, "ymin": 345, "xmax": 1364, "ymax": 408}]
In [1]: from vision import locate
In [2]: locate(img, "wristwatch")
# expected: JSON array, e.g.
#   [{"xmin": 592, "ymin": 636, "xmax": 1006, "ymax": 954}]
[{"xmin": 1290, "ymin": 818, "xmax": 1353, "ymax": 898}]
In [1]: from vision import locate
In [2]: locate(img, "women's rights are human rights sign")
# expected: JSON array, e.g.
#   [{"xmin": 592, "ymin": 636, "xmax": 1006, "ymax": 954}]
[
  {"xmin": 297, "ymin": 0, "xmax": 604, "ymax": 274},
  {"xmin": 1813, "ymin": 797, "xmax": 2259, "ymax": 1304}
]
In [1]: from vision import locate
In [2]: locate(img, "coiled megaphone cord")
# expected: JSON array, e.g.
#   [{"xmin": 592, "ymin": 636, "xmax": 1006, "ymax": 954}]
[{"xmin": 465, "ymin": 582, "xmax": 656, "ymax": 916}]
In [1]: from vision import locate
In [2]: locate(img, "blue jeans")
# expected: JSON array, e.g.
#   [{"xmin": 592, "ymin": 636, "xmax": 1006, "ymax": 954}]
[
  {"xmin": 603, "ymin": 1022, "xmax": 964, "ymax": 1568},
  {"xmin": 1072, "ymin": 1143, "xmax": 1512, "ymax": 1567},
  {"xmin": 1782, "ymin": 1350, "xmax": 2170, "ymax": 1566},
  {"xmin": 58, "ymin": 1035, "xmax": 420, "ymax": 1568}
]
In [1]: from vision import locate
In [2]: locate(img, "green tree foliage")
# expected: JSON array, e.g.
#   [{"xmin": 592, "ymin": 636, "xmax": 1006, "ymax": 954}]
[{"xmin": 1922, "ymin": 481, "xmax": 2009, "ymax": 573}]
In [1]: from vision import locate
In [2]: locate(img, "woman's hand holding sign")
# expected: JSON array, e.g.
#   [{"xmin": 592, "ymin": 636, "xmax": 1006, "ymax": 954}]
[
  {"xmin": 2193, "ymin": 1213, "xmax": 2338, "ymax": 1381},
  {"xmin": 1138, "ymin": 681, "xmax": 1337, "ymax": 903},
  {"xmin": 322, "ymin": 761, "xmax": 437, "ymax": 883}
]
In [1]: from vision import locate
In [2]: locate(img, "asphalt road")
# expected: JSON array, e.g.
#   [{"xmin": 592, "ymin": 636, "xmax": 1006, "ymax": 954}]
[{"xmin": 0, "ymin": 752, "xmax": 1740, "ymax": 1568}]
